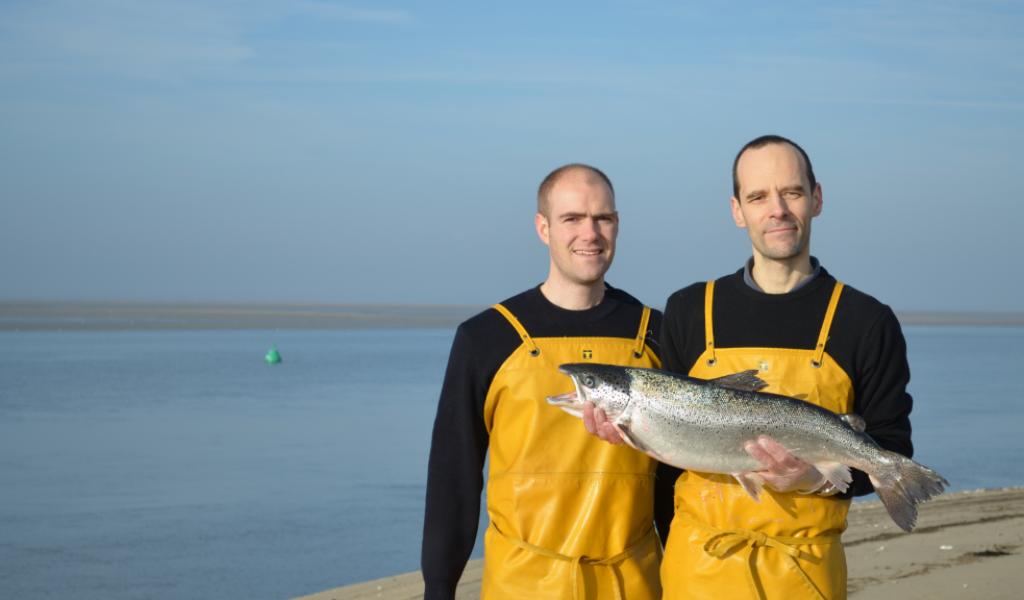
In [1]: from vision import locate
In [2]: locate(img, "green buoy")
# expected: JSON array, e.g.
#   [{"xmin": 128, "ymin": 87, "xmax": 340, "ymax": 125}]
[{"xmin": 265, "ymin": 347, "xmax": 282, "ymax": 364}]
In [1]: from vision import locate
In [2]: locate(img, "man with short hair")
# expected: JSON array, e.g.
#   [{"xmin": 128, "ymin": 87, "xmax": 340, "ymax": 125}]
[
  {"xmin": 588, "ymin": 135, "xmax": 914, "ymax": 598},
  {"xmin": 422, "ymin": 164, "xmax": 669, "ymax": 599}
]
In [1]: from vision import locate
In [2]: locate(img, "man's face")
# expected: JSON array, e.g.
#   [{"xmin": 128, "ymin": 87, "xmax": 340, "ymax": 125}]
[
  {"xmin": 731, "ymin": 143, "xmax": 822, "ymax": 262},
  {"xmin": 535, "ymin": 171, "xmax": 618, "ymax": 287}
]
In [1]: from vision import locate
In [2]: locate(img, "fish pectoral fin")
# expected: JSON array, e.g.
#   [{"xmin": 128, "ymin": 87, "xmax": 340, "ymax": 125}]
[
  {"xmin": 610, "ymin": 421, "xmax": 668, "ymax": 462},
  {"xmin": 709, "ymin": 370, "xmax": 769, "ymax": 392},
  {"xmin": 815, "ymin": 461, "xmax": 853, "ymax": 493},
  {"xmin": 611, "ymin": 421, "xmax": 643, "ymax": 451},
  {"xmin": 733, "ymin": 472, "xmax": 765, "ymax": 501},
  {"xmin": 838, "ymin": 413, "xmax": 867, "ymax": 432}
]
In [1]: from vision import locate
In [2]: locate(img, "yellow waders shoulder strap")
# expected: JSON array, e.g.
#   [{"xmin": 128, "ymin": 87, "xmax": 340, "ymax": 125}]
[
  {"xmin": 704, "ymin": 281, "xmax": 717, "ymax": 366},
  {"xmin": 490, "ymin": 522, "xmax": 657, "ymax": 600},
  {"xmin": 704, "ymin": 280, "xmax": 845, "ymax": 368},
  {"xmin": 494, "ymin": 303, "xmax": 652, "ymax": 359},
  {"xmin": 493, "ymin": 303, "xmax": 540, "ymax": 357},
  {"xmin": 632, "ymin": 306, "xmax": 652, "ymax": 358},
  {"xmin": 676, "ymin": 513, "xmax": 837, "ymax": 600},
  {"xmin": 812, "ymin": 282, "xmax": 845, "ymax": 367}
]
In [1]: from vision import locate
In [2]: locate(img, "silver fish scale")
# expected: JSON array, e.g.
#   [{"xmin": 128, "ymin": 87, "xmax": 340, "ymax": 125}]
[
  {"xmin": 620, "ymin": 367, "xmax": 886, "ymax": 474},
  {"xmin": 587, "ymin": 366, "xmax": 635, "ymax": 417},
  {"xmin": 557, "ymin": 362, "xmax": 947, "ymax": 533}
]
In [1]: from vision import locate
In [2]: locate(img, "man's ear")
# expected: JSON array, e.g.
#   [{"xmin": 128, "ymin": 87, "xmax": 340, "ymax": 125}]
[
  {"xmin": 535, "ymin": 212, "xmax": 550, "ymax": 245},
  {"xmin": 812, "ymin": 183, "xmax": 823, "ymax": 217},
  {"xmin": 730, "ymin": 197, "xmax": 747, "ymax": 228}
]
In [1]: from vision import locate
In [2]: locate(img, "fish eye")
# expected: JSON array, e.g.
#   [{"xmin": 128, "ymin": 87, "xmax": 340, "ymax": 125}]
[{"xmin": 582, "ymin": 376, "xmax": 595, "ymax": 387}]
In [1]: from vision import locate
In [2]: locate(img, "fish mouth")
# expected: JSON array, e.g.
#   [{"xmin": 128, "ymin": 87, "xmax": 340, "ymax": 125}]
[
  {"xmin": 546, "ymin": 379, "xmax": 586, "ymax": 419},
  {"xmin": 547, "ymin": 371, "xmax": 585, "ymax": 410},
  {"xmin": 545, "ymin": 389, "xmax": 580, "ymax": 407}
]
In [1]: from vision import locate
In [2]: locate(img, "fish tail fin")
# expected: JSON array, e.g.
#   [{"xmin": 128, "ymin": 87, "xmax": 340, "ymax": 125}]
[{"xmin": 869, "ymin": 453, "xmax": 949, "ymax": 532}]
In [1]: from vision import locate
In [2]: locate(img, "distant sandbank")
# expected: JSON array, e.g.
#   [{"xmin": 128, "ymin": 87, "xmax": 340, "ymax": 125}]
[
  {"xmin": 295, "ymin": 487, "xmax": 1024, "ymax": 600},
  {"xmin": 2, "ymin": 301, "xmax": 1023, "ymax": 331},
  {"xmin": 0, "ymin": 301, "xmax": 480, "ymax": 331}
]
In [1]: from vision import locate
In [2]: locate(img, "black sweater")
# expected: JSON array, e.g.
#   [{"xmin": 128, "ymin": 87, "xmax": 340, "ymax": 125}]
[
  {"xmin": 657, "ymin": 267, "xmax": 914, "ymax": 497},
  {"xmin": 420, "ymin": 285, "xmax": 666, "ymax": 600}
]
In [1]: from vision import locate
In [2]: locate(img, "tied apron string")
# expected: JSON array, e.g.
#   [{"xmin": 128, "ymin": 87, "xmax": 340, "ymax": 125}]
[
  {"xmin": 490, "ymin": 522, "xmax": 657, "ymax": 600},
  {"xmin": 676, "ymin": 513, "xmax": 836, "ymax": 600}
]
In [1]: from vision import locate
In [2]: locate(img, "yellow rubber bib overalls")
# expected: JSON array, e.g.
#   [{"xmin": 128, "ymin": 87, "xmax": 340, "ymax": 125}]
[
  {"xmin": 662, "ymin": 281, "xmax": 853, "ymax": 600},
  {"xmin": 482, "ymin": 303, "xmax": 663, "ymax": 600}
]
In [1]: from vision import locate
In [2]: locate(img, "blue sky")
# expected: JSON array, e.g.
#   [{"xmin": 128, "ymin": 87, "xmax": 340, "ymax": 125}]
[{"xmin": 1, "ymin": 1, "xmax": 1021, "ymax": 310}]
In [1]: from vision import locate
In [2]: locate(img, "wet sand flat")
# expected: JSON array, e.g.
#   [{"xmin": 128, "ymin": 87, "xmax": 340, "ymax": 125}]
[{"xmin": 295, "ymin": 487, "xmax": 1024, "ymax": 600}]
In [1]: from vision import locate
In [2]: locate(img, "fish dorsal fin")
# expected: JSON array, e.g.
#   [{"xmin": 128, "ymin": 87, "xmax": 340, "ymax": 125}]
[
  {"xmin": 709, "ymin": 370, "xmax": 769, "ymax": 392},
  {"xmin": 839, "ymin": 413, "xmax": 867, "ymax": 432}
]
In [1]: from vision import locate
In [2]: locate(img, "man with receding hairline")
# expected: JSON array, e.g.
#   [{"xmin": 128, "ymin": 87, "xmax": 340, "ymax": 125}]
[
  {"xmin": 585, "ymin": 135, "xmax": 915, "ymax": 599},
  {"xmin": 536, "ymin": 162, "xmax": 616, "ymax": 216},
  {"xmin": 422, "ymin": 164, "xmax": 670, "ymax": 599}
]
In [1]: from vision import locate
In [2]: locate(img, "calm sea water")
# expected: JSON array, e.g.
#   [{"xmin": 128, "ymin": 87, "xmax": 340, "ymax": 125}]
[{"xmin": 1, "ymin": 326, "xmax": 1022, "ymax": 599}]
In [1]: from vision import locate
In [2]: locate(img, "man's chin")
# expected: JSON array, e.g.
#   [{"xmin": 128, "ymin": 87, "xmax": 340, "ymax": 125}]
[
  {"xmin": 756, "ymin": 242, "xmax": 804, "ymax": 261},
  {"xmin": 568, "ymin": 270, "xmax": 611, "ymax": 287}
]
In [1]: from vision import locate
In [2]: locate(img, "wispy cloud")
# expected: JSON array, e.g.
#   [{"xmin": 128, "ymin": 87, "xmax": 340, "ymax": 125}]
[
  {"xmin": 824, "ymin": 1, "xmax": 1022, "ymax": 64},
  {"xmin": 0, "ymin": 0, "xmax": 412, "ymax": 84},
  {"xmin": 0, "ymin": 0, "xmax": 252, "ymax": 81},
  {"xmin": 701, "ymin": 1, "xmax": 1024, "ymax": 113},
  {"xmin": 289, "ymin": 1, "xmax": 413, "ymax": 24}
]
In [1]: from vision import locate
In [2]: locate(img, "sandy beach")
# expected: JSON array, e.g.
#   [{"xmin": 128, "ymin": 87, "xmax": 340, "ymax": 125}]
[{"xmin": 295, "ymin": 487, "xmax": 1024, "ymax": 600}]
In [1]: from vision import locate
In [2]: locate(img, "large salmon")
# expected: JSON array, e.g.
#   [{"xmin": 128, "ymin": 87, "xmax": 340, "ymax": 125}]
[{"xmin": 548, "ymin": 363, "xmax": 947, "ymax": 532}]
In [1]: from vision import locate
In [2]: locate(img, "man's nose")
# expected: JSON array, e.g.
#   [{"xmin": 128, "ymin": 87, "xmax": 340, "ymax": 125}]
[
  {"xmin": 767, "ymin": 192, "xmax": 791, "ymax": 218},
  {"xmin": 580, "ymin": 217, "xmax": 601, "ymax": 237}
]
